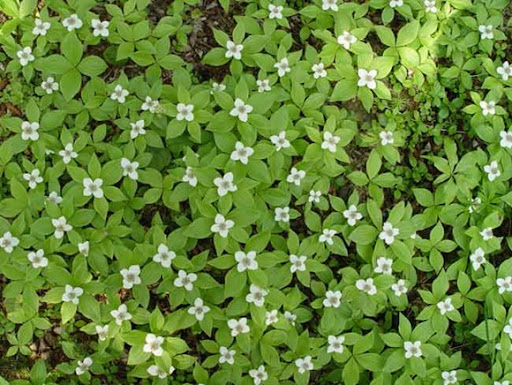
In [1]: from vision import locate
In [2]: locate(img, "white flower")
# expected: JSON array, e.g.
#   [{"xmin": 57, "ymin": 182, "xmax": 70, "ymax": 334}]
[
  {"xmin": 230, "ymin": 98, "xmax": 253, "ymax": 122},
  {"xmin": 379, "ymin": 222, "xmax": 399, "ymax": 245},
  {"xmin": 0, "ymin": 232, "xmax": 19, "ymax": 254},
  {"xmin": 147, "ymin": 365, "xmax": 174, "ymax": 379},
  {"xmin": 358, "ymin": 69, "xmax": 377, "ymax": 90},
  {"xmin": 17, "ymin": 47, "xmax": 35, "ymax": 66},
  {"xmin": 211, "ymin": 214, "xmax": 234, "ymax": 238},
  {"xmin": 495, "ymin": 381, "xmax": 511, "ymax": 385},
  {"xmin": 392, "ymin": 279, "xmax": 408, "ymax": 297},
  {"xmin": 290, "ymin": 254, "xmax": 307, "ymax": 273},
  {"xmin": 21, "ymin": 121, "xmax": 39, "ymax": 141},
  {"xmin": 33, "ymin": 19, "xmax": 51, "ymax": 36},
  {"xmin": 211, "ymin": 82, "xmax": 226, "ymax": 93},
  {"xmin": 375, "ymin": 257, "xmax": 393, "ymax": 275},
  {"xmin": 62, "ymin": 14, "xmax": 83, "ymax": 31},
  {"xmin": 174, "ymin": 270, "xmax": 197, "ymax": 291},
  {"xmin": 62, "ymin": 284, "xmax": 83, "ymax": 305},
  {"xmin": 257, "ymin": 79, "xmax": 271, "ymax": 93},
  {"xmin": 322, "ymin": 131, "xmax": 340, "ymax": 153},
  {"xmin": 424, "ymin": 0, "xmax": 437, "ymax": 13},
  {"xmin": 23, "ymin": 169, "xmax": 43, "ymax": 189},
  {"xmin": 91, "ymin": 19, "xmax": 109, "ymax": 37},
  {"xmin": 41, "ymin": 77, "xmax": 59, "ymax": 94},
  {"xmin": 59, "ymin": 143, "xmax": 78, "ymax": 164},
  {"xmin": 214, "ymin": 172, "xmax": 237, "ymax": 196},
  {"xmin": 110, "ymin": 85, "xmax": 129, "ymax": 103},
  {"xmin": 235, "ymin": 250, "xmax": 258, "ymax": 272},
  {"xmin": 497, "ymin": 62, "xmax": 512, "ymax": 81},
  {"xmin": 176, "ymin": 103, "xmax": 194, "ymax": 121},
  {"xmin": 52, "ymin": 216, "xmax": 72, "ymax": 239},
  {"xmin": 121, "ymin": 158, "xmax": 139, "ymax": 180},
  {"xmin": 322, "ymin": 0, "xmax": 338, "ymax": 11},
  {"xmin": 120, "ymin": 265, "xmax": 141, "ymax": 289},
  {"xmin": 390, "ymin": 0, "xmax": 403, "ymax": 7},
  {"xmin": 227, "ymin": 317, "xmax": 250, "ymax": 336},
  {"xmin": 437, "ymin": 298, "xmax": 454, "ymax": 315},
  {"xmin": 265, "ymin": 309, "xmax": 279, "ymax": 325},
  {"xmin": 110, "ymin": 304, "xmax": 132, "ymax": 325},
  {"xmin": 47, "ymin": 191, "xmax": 63, "ymax": 205},
  {"xmin": 309, "ymin": 190, "xmax": 322, "ymax": 203},
  {"xmin": 78, "ymin": 241, "xmax": 89, "ymax": 256},
  {"xmin": 141, "ymin": 96, "xmax": 160, "ymax": 113},
  {"xmin": 295, "ymin": 356, "xmax": 314, "ymax": 374},
  {"xmin": 83, "ymin": 178, "xmax": 104, "ymax": 199},
  {"xmin": 468, "ymin": 197, "xmax": 482, "ymax": 213},
  {"xmin": 183, "ymin": 167, "xmax": 198, "ymax": 187},
  {"xmin": 28, "ymin": 249, "xmax": 48, "ymax": 268},
  {"xmin": 356, "ymin": 278, "xmax": 377, "ymax": 295},
  {"xmin": 484, "ymin": 161, "xmax": 500, "ymax": 181},
  {"xmin": 500, "ymin": 130, "xmax": 512, "ymax": 148},
  {"xmin": 480, "ymin": 100, "xmax": 496, "ymax": 116},
  {"xmin": 95, "ymin": 325, "xmax": 109, "ymax": 341},
  {"xmin": 219, "ymin": 346, "xmax": 236, "ymax": 365},
  {"xmin": 504, "ymin": 319, "xmax": 512, "ymax": 338},
  {"xmin": 404, "ymin": 341, "xmax": 422, "ymax": 358},
  {"xmin": 75, "ymin": 357, "xmax": 92, "ymax": 375},
  {"xmin": 268, "ymin": 4, "xmax": 283, "ymax": 19},
  {"xmin": 153, "ymin": 244, "xmax": 176, "ymax": 268},
  {"xmin": 470, "ymin": 248, "xmax": 486, "ymax": 270},
  {"xmin": 143, "ymin": 333, "xmax": 164, "ymax": 356},
  {"xmin": 225, "ymin": 40, "xmax": 243, "ymax": 60},
  {"xmin": 380, "ymin": 130, "xmax": 394, "ymax": 145},
  {"xmin": 323, "ymin": 290, "xmax": 342, "ymax": 308},
  {"xmin": 343, "ymin": 205, "xmax": 362, "ymax": 226},
  {"xmin": 188, "ymin": 297, "xmax": 210, "ymax": 321},
  {"xmin": 274, "ymin": 207, "xmax": 290, "ymax": 222},
  {"xmin": 327, "ymin": 335, "xmax": 345, "ymax": 354},
  {"xmin": 442, "ymin": 371, "xmax": 458, "ymax": 385},
  {"xmin": 480, "ymin": 227, "xmax": 494, "ymax": 241},
  {"xmin": 312, "ymin": 63, "xmax": 327, "ymax": 79},
  {"xmin": 287, "ymin": 167, "xmax": 305, "ymax": 186},
  {"xmin": 274, "ymin": 58, "xmax": 291, "ymax": 77},
  {"xmin": 246, "ymin": 284, "xmax": 268, "ymax": 307},
  {"xmin": 270, "ymin": 131, "xmax": 290, "ymax": 151},
  {"xmin": 479, "ymin": 25, "xmax": 493, "ymax": 40},
  {"xmin": 284, "ymin": 311, "xmax": 296, "ymax": 325},
  {"xmin": 249, "ymin": 365, "xmax": 268, "ymax": 385},
  {"xmin": 497, "ymin": 276, "xmax": 512, "ymax": 294},
  {"xmin": 319, "ymin": 229, "xmax": 337, "ymax": 245},
  {"xmin": 130, "ymin": 120, "xmax": 146, "ymax": 139},
  {"xmin": 337, "ymin": 31, "xmax": 357, "ymax": 49},
  {"xmin": 230, "ymin": 141, "xmax": 254, "ymax": 164}
]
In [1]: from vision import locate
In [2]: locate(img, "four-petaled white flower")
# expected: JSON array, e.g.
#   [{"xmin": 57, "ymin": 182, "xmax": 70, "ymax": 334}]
[
  {"xmin": 230, "ymin": 141, "xmax": 254, "ymax": 164},
  {"xmin": 78, "ymin": 241, "xmax": 89, "ymax": 256},
  {"xmin": 183, "ymin": 167, "xmax": 198, "ymax": 187},
  {"xmin": 246, "ymin": 284, "xmax": 268, "ymax": 307},
  {"xmin": 110, "ymin": 303, "xmax": 132, "ymax": 325},
  {"xmin": 62, "ymin": 284, "xmax": 83, "ymax": 305},
  {"xmin": 480, "ymin": 100, "xmax": 496, "ymax": 116},
  {"xmin": 153, "ymin": 244, "xmax": 176, "ymax": 268},
  {"xmin": 309, "ymin": 190, "xmax": 322, "ymax": 203},
  {"xmin": 323, "ymin": 290, "xmax": 342, "ymax": 308},
  {"xmin": 143, "ymin": 333, "xmax": 164, "ymax": 356},
  {"xmin": 504, "ymin": 319, "xmax": 512, "ymax": 338},
  {"xmin": 337, "ymin": 31, "xmax": 357, "ymax": 49},
  {"xmin": 442, "ymin": 371, "xmax": 458, "ymax": 385},
  {"xmin": 257, "ymin": 79, "xmax": 271, "ymax": 93},
  {"xmin": 219, "ymin": 346, "xmax": 236, "ymax": 365},
  {"xmin": 437, "ymin": 297, "xmax": 454, "ymax": 315},
  {"xmin": 62, "ymin": 14, "xmax": 83, "ymax": 31},
  {"xmin": 120, "ymin": 265, "xmax": 141, "ymax": 289},
  {"xmin": 230, "ymin": 98, "xmax": 253, "ymax": 122},
  {"xmin": 500, "ymin": 130, "xmax": 512, "ymax": 148},
  {"xmin": 174, "ymin": 270, "xmax": 197, "ymax": 291},
  {"xmin": 130, "ymin": 120, "xmax": 146, "ymax": 139},
  {"xmin": 380, "ymin": 130, "xmax": 394, "ymax": 145},
  {"xmin": 33, "ymin": 19, "xmax": 51, "ymax": 36},
  {"xmin": 265, "ymin": 309, "xmax": 279, "ymax": 325},
  {"xmin": 375, "ymin": 257, "xmax": 393, "ymax": 275},
  {"xmin": 479, "ymin": 25, "xmax": 493, "ymax": 40},
  {"xmin": 327, "ymin": 335, "xmax": 345, "ymax": 354},
  {"xmin": 392, "ymin": 279, "xmax": 408, "ymax": 297},
  {"xmin": 214, "ymin": 172, "xmax": 237, "ymax": 196},
  {"xmin": 404, "ymin": 340, "xmax": 422, "ymax": 358},
  {"xmin": 322, "ymin": 131, "xmax": 340, "ymax": 153},
  {"xmin": 225, "ymin": 40, "xmax": 243, "ymax": 60},
  {"xmin": 75, "ymin": 357, "xmax": 92, "ymax": 375},
  {"xmin": 17, "ymin": 47, "xmax": 35, "ymax": 66},
  {"xmin": 110, "ymin": 85, "xmax": 129, "ymax": 103},
  {"xmin": 319, "ymin": 228, "xmax": 337, "ymax": 245},
  {"xmin": 21, "ymin": 121, "xmax": 39, "ymax": 141},
  {"xmin": 270, "ymin": 131, "xmax": 291, "ymax": 151},
  {"xmin": 480, "ymin": 227, "xmax": 493, "ymax": 241},
  {"xmin": 356, "ymin": 278, "xmax": 377, "ymax": 295},
  {"xmin": 141, "ymin": 96, "xmax": 160, "ymax": 113},
  {"xmin": 48, "ymin": 191, "xmax": 63, "ymax": 204},
  {"xmin": 59, "ymin": 143, "xmax": 78, "ymax": 164},
  {"xmin": 379, "ymin": 222, "xmax": 399, "ymax": 245},
  {"xmin": 424, "ymin": 0, "xmax": 437, "ymax": 13},
  {"xmin": 343, "ymin": 205, "xmax": 362, "ymax": 226},
  {"xmin": 284, "ymin": 310, "xmax": 297, "ymax": 325},
  {"xmin": 121, "ymin": 158, "xmax": 139, "ymax": 180},
  {"xmin": 83, "ymin": 178, "xmax": 104, "ymax": 198},
  {"xmin": 23, "ymin": 169, "xmax": 43, "ymax": 189},
  {"xmin": 235, "ymin": 250, "xmax": 258, "ymax": 272},
  {"xmin": 28, "ymin": 249, "xmax": 48, "ymax": 268},
  {"xmin": 0, "ymin": 232, "xmax": 19, "ymax": 254},
  {"xmin": 176, "ymin": 103, "xmax": 194, "ymax": 121},
  {"xmin": 322, "ymin": 0, "xmax": 338, "ymax": 11},
  {"xmin": 211, "ymin": 82, "xmax": 226, "ymax": 93},
  {"xmin": 390, "ymin": 0, "xmax": 404, "ymax": 7},
  {"xmin": 95, "ymin": 325, "xmax": 109, "ymax": 341},
  {"xmin": 470, "ymin": 248, "xmax": 486, "ymax": 270},
  {"xmin": 290, "ymin": 254, "xmax": 307, "ymax": 273},
  {"xmin": 249, "ymin": 365, "xmax": 268, "ymax": 385},
  {"xmin": 188, "ymin": 297, "xmax": 210, "ymax": 321},
  {"xmin": 147, "ymin": 365, "xmax": 175, "ymax": 379},
  {"xmin": 274, "ymin": 206, "xmax": 290, "ymax": 222},
  {"xmin": 497, "ymin": 276, "xmax": 512, "ymax": 294},
  {"xmin": 497, "ymin": 62, "xmax": 512, "ymax": 81},
  {"xmin": 268, "ymin": 4, "xmax": 284, "ymax": 19},
  {"xmin": 211, "ymin": 214, "xmax": 234, "ymax": 238},
  {"xmin": 228, "ymin": 317, "xmax": 250, "ymax": 336},
  {"xmin": 295, "ymin": 356, "xmax": 314, "ymax": 374},
  {"xmin": 52, "ymin": 216, "xmax": 72, "ymax": 239},
  {"xmin": 484, "ymin": 161, "xmax": 500, "ymax": 181},
  {"xmin": 287, "ymin": 167, "xmax": 306, "ymax": 186},
  {"xmin": 274, "ymin": 58, "xmax": 291, "ymax": 77},
  {"xmin": 42, "ymin": 77, "xmax": 59, "ymax": 94},
  {"xmin": 92, "ymin": 19, "xmax": 109, "ymax": 37},
  {"xmin": 312, "ymin": 63, "xmax": 327, "ymax": 79},
  {"xmin": 358, "ymin": 69, "xmax": 377, "ymax": 89}
]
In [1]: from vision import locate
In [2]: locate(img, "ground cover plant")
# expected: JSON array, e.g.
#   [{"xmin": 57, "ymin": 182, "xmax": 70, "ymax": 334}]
[{"xmin": 0, "ymin": 0, "xmax": 512, "ymax": 383}]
